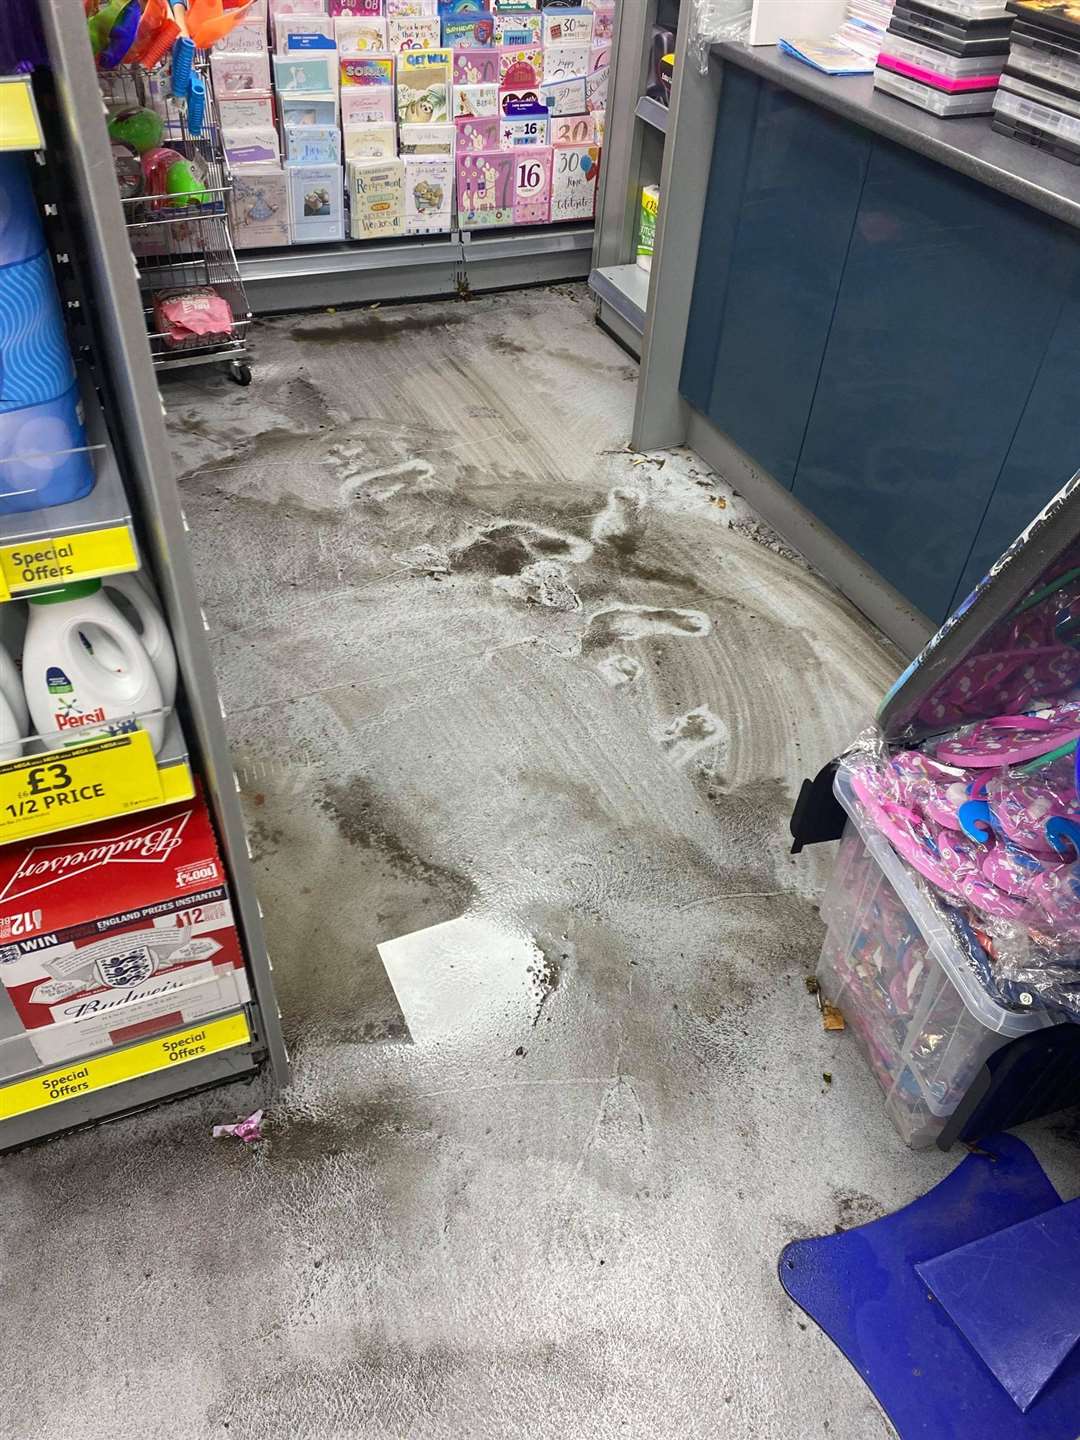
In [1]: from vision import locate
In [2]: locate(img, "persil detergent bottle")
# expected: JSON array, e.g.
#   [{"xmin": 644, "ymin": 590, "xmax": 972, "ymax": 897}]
[
  {"xmin": 23, "ymin": 579, "xmax": 164, "ymax": 753},
  {"xmin": 104, "ymin": 571, "xmax": 177, "ymax": 708},
  {"xmin": 0, "ymin": 640, "xmax": 27, "ymax": 761}
]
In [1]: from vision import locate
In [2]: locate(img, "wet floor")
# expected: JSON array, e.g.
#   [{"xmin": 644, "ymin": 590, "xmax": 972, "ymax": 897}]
[{"xmin": 4, "ymin": 284, "xmax": 1079, "ymax": 1439}]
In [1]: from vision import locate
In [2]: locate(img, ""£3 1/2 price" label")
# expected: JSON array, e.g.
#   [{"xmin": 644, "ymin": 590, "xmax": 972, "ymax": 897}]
[{"xmin": 0, "ymin": 732, "xmax": 165, "ymax": 842}]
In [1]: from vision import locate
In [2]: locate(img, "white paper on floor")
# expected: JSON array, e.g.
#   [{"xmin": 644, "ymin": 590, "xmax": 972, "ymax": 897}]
[{"xmin": 377, "ymin": 913, "xmax": 550, "ymax": 1047}]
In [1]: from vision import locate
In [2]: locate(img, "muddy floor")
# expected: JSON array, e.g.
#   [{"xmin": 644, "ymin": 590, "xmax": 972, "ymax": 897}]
[{"xmin": 4, "ymin": 285, "xmax": 1079, "ymax": 1440}]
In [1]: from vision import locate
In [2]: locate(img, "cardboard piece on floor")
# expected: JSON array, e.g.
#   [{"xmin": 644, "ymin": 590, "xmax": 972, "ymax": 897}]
[
  {"xmin": 377, "ymin": 914, "xmax": 547, "ymax": 1046},
  {"xmin": 917, "ymin": 1199, "xmax": 1080, "ymax": 1413}
]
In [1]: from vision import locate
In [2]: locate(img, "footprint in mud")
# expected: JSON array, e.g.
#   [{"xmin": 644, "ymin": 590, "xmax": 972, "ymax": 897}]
[
  {"xmin": 450, "ymin": 520, "xmax": 593, "ymax": 578},
  {"xmin": 598, "ymin": 654, "xmax": 644, "ymax": 687},
  {"xmin": 580, "ymin": 604, "xmax": 712, "ymax": 654},
  {"xmin": 494, "ymin": 560, "xmax": 582, "ymax": 612},
  {"xmin": 338, "ymin": 455, "xmax": 436, "ymax": 504},
  {"xmin": 658, "ymin": 706, "xmax": 727, "ymax": 768},
  {"xmin": 591, "ymin": 488, "xmax": 648, "ymax": 557}
]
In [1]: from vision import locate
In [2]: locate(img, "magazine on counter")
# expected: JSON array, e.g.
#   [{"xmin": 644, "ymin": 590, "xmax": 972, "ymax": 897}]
[{"xmin": 776, "ymin": 37, "xmax": 874, "ymax": 74}]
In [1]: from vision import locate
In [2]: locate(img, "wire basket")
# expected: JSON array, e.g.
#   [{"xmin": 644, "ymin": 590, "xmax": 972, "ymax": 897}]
[{"xmin": 100, "ymin": 58, "xmax": 253, "ymax": 381}]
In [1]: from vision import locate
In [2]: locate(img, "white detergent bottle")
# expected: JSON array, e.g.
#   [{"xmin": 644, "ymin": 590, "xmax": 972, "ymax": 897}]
[
  {"xmin": 23, "ymin": 579, "xmax": 165, "ymax": 754},
  {"xmin": 0, "ymin": 639, "xmax": 29, "ymax": 739},
  {"xmin": 103, "ymin": 572, "xmax": 177, "ymax": 709},
  {"xmin": 0, "ymin": 642, "xmax": 25, "ymax": 762}
]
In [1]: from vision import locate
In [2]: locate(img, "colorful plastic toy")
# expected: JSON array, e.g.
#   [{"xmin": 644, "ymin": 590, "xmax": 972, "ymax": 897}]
[
  {"xmin": 107, "ymin": 106, "xmax": 165, "ymax": 155},
  {"xmin": 87, "ymin": 0, "xmax": 141, "ymax": 68},
  {"xmin": 140, "ymin": 147, "xmax": 211, "ymax": 209},
  {"xmin": 127, "ymin": 0, "xmax": 179, "ymax": 68}
]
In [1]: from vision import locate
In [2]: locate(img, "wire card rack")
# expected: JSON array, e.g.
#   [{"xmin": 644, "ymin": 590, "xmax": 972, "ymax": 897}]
[{"xmin": 100, "ymin": 59, "xmax": 253, "ymax": 385}]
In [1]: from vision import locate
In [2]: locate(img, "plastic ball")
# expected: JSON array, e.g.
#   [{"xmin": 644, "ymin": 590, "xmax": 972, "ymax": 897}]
[
  {"xmin": 164, "ymin": 159, "xmax": 210, "ymax": 208},
  {"xmin": 107, "ymin": 107, "xmax": 164, "ymax": 156}
]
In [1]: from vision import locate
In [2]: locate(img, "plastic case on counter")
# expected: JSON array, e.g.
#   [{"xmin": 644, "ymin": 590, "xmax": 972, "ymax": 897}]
[
  {"xmin": 918, "ymin": 0, "xmax": 1012, "ymax": 15},
  {"xmin": 875, "ymin": 65, "xmax": 999, "ymax": 112},
  {"xmin": 999, "ymin": 67, "xmax": 1080, "ymax": 116},
  {"xmin": 817, "ymin": 771, "xmax": 1060, "ymax": 1148},
  {"xmin": 1009, "ymin": 31, "xmax": 1080, "ymax": 88},
  {"xmin": 994, "ymin": 81, "xmax": 1080, "ymax": 138},
  {"xmin": 896, "ymin": 0, "xmax": 1013, "ymax": 32},
  {"xmin": 992, "ymin": 109, "xmax": 1080, "ymax": 160},
  {"xmin": 1013, "ymin": 16, "xmax": 1080, "ymax": 55},
  {"xmin": 888, "ymin": 13, "xmax": 1013, "ymax": 53},
  {"xmin": 880, "ymin": 31, "xmax": 1009, "ymax": 75}
]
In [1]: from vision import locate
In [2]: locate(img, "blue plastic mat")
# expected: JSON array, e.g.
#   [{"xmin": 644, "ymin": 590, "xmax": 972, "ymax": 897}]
[
  {"xmin": 917, "ymin": 1199, "xmax": 1080, "ymax": 1414},
  {"xmin": 779, "ymin": 1135, "xmax": 1080, "ymax": 1438}
]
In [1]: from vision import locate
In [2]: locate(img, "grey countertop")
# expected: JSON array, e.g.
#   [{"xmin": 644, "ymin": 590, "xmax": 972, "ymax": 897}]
[{"xmin": 713, "ymin": 39, "xmax": 1080, "ymax": 230}]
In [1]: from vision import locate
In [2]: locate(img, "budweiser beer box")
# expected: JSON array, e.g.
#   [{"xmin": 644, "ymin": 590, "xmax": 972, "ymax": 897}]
[{"xmin": 0, "ymin": 788, "xmax": 250, "ymax": 1065}]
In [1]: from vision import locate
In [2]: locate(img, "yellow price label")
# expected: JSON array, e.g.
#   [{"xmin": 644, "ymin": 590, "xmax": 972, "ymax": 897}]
[
  {"xmin": 0, "ymin": 1012, "xmax": 252, "ymax": 1121},
  {"xmin": 0, "ymin": 731, "xmax": 166, "ymax": 843},
  {"xmin": 0, "ymin": 525, "xmax": 139, "ymax": 601},
  {"xmin": 0, "ymin": 78, "xmax": 43, "ymax": 153}
]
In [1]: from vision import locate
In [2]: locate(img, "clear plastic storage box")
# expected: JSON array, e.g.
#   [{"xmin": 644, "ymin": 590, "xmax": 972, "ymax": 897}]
[{"xmin": 818, "ymin": 771, "xmax": 1059, "ymax": 1147}]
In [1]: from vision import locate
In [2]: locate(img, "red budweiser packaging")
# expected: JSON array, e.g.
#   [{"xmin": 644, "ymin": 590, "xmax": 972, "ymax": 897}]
[{"xmin": 0, "ymin": 785, "xmax": 250, "ymax": 1065}]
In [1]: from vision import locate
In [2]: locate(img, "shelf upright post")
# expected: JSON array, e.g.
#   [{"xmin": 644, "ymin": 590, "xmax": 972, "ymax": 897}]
[
  {"xmin": 632, "ymin": 19, "xmax": 723, "ymax": 452},
  {"xmin": 592, "ymin": 0, "xmax": 659, "ymax": 273},
  {"xmin": 35, "ymin": 0, "xmax": 289, "ymax": 1086}
]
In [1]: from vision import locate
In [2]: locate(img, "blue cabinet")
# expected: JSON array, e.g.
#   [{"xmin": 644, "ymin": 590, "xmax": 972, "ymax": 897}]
[
  {"xmin": 792, "ymin": 141, "xmax": 1070, "ymax": 622},
  {"xmin": 681, "ymin": 64, "xmax": 1080, "ymax": 624},
  {"xmin": 681, "ymin": 66, "xmax": 870, "ymax": 488},
  {"xmin": 948, "ymin": 270, "xmax": 1080, "ymax": 611}
]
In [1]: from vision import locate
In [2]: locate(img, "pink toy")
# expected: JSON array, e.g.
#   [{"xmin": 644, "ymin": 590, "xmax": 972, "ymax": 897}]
[
  {"xmin": 980, "ymin": 839, "xmax": 1058, "ymax": 900},
  {"xmin": 935, "ymin": 714, "xmax": 1080, "ymax": 767},
  {"xmin": 919, "ymin": 564, "xmax": 1080, "ymax": 726},
  {"xmin": 984, "ymin": 755, "xmax": 1076, "ymax": 856},
  {"xmin": 850, "ymin": 769, "xmax": 974, "ymax": 897},
  {"xmin": 890, "ymin": 750, "xmax": 973, "ymax": 831}
]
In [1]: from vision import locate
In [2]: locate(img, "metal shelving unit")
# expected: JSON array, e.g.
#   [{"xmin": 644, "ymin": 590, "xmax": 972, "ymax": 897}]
[
  {"xmin": 0, "ymin": 373, "xmax": 140, "ymax": 598},
  {"xmin": 0, "ymin": 1, "xmax": 290, "ymax": 1150},
  {"xmin": 589, "ymin": 0, "xmax": 676, "ymax": 356},
  {"xmin": 630, "ymin": 17, "xmax": 722, "ymax": 450},
  {"xmin": 103, "ymin": 58, "xmax": 254, "ymax": 385},
  {"xmin": 635, "ymin": 94, "xmax": 670, "ymax": 134},
  {"xmin": 589, "ymin": 261, "xmax": 649, "ymax": 334},
  {"xmin": 237, "ymin": 222, "xmax": 595, "ymax": 313}
]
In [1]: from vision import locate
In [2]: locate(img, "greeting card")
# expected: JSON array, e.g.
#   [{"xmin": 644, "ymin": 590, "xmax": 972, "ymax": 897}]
[
  {"xmin": 397, "ymin": 48, "xmax": 451, "ymax": 123},
  {"xmin": 456, "ymin": 148, "xmax": 513, "ymax": 228},
  {"xmin": 512, "ymin": 143, "xmax": 551, "ymax": 224},
  {"xmin": 452, "ymin": 82, "xmax": 499, "ymax": 117}
]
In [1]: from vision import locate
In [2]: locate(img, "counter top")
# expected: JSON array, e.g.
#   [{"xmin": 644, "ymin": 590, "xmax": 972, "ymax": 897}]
[{"xmin": 713, "ymin": 39, "xmax": 1080, "ymax": 230}]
